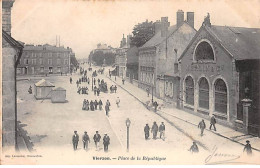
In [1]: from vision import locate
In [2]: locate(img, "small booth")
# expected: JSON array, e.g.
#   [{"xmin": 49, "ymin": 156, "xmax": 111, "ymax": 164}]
[
  {"xmin": 51, "ymin": 87, "xmax": 67, "ymax": 103},
  {"xmin": 34, "ymin": 79, "xmax": 55, "ymax": 100}
]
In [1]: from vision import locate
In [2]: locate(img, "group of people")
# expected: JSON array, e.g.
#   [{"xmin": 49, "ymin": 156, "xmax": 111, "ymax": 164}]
[
  {"xmin": 82, "ymin": 99, "xmax": 103, "ymax": 111},
  {"xmin": 78, "ymin": 86, "xmax": 89, "ymax": 95},
  {"xmin": 197, "ymin": 115, "xmax": 217, "ymax": 136},
  {"xmin": 72, "ymin": 131, "xmax": 110, "ymax": 152},
  {"xmin": 144, "ymin": 122, "xmax": 165, "ymax": 140},
  {"xmin": 109, "ymin": 85, "xmax": 117, "ymax": 93}
]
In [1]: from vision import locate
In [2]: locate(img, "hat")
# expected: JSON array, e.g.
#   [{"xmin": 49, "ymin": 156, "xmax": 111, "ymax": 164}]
[
  {"xmin": 84, "ymin": 131, "xmax": 87, "ymax": 133},
  {"xmin": 96, "ymin": 131, "xmax": 98, "ymax": 133},
  {"xmin": 74, "ymin": 131, "xmax": 77, "ymax": 133},
  {"xmin": 246, "ymin": 140, "xmax": 250, "ymax": 143},
  {"xmin": 193, "ymin": 142, "xmax": 196, "ymax": 144}
]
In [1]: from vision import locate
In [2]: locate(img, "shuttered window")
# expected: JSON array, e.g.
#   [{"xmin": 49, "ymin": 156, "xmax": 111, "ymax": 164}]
[
  {"xmin": 185, "ymin": 76, "xmax": 194, "ymax": 105},
  {"xmin": 214, "ymin": 79, "xmax": 227, "ymax": 114},
  {"xmin": 199, "ymin": 77, "xmax": 209, "ymax": 109}
]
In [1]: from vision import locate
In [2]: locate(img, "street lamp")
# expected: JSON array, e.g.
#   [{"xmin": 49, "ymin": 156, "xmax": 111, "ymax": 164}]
[
  {"xmin": 125, "ymin": 118, "xmax": 131, "ymax": 152},
  {"xmin": 151, "ymin": 85, "xmax": 154, "ymax": 103}
]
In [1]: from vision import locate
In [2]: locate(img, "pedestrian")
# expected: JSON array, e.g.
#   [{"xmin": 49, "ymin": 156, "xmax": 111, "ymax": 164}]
[
  {"xmin": 243, "ymin": 140, "xmax": 252, "ymax": 156},
  {"xmin": 82, "ymin": 131, "xmax": 90, "ymax": 150},
  {"xmin": 159, "ymin": 122, "xmax": 165, "ymax": 140},
  {"xmin": 72, "ymin": 131, "xmax": 79, "ymax": 151},
  {"xmin": 82, "ymin": 99, "xmax": 87, "ymax": 110},
  {"xmin": 153, "ymin": 101, "xmax": 158, "ymax": 112},
  {"xmin": 105, "ymin": 100, "xmax": 111, "ymax": 116},
  {"xmin": 114, "ymin": 85, "xmax": 117, "ymax": 93},
  {"xmin": 94, "ymin": 86, "xmax": 97, "ymax": 95},
  {"xmin": 98, "ymin": 99, "xmax": 103, "ymax": 110},
  {"xmin": 97, "ymin": 88, "xmax": 100, "ymax": 96},
  {"xmin": 90, "ymin": 100, "xmax": 94, "ymax": 111},
  {"xmin": 110, "ymin": 85, "xmax": 113, "ymax": 93},
  {"xmin": 189, "ymin": 142, "xmax": 199, "ymax": 153},
  {"xmin": 88, "ymin": 78, "xmax": 90, "ymax": 84},
  {"xmin": 146, "ymin": 88, "xmax": 150, "ymax": 97},
  {"xmin": 198, "ymin": 119, "xmax": 206, "ymax": 136},
  {"xmin": 93, "ymin": 131, "xmax": 101, "ymax": 151},
  {"xmin": 98, "ymin": 78, "xmax": 100, "ymax": 84},
  {"xmin": 28, "ymin": 85, "xmax": 32, "ymax": 94},
  {"xmin": 70, "ymin": 77, "xmax": 72, "ymax": 84},
  {"xmin": 144, "ymin": 124, "xmax": 150, "ymax": 140},
  {"xmin": 86, "ymin": 100, "xmax": 89, "ymax": 111},
  {"xmin": 116, "ymin": 97, "xmax": 120, "ymax": 108},
  {"xmin": 94, "ymin": 100, "xmax": 98, "ymax": 110},
  {"xmin": 103, "ymin": 134, "xmax": 110, "ymax": 152},
  {"xmin": 94, "ymin": 78, "xmax": 96, "ymax": 85},
  {"xmin": 151, "ymin": 122, "xmax": 158, "ymax": 140},
  {"xmin": 122, "ymin": 78, "xmax": 125, "ymax": 85},
  {"xmin": 209, "ymin": 115, "xmax": 217, "ymax": 131}
]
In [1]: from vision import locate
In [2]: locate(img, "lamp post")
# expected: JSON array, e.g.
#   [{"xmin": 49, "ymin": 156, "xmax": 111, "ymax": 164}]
[
  {"xmin": 125, "ymin": 118, "xmax": 131, "ymax": 152},
  {"xmin": 151, "ymin": 85, "xmax": 154, "ymax": 103}
]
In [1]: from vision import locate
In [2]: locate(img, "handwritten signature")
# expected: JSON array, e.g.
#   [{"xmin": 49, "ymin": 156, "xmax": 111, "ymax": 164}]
[{"xmin": 205, "ymin": 145, "xmax": 240, "ymax": 165}]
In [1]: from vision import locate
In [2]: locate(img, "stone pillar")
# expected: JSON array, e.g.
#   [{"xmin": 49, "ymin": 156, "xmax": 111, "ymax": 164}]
[{"xmin": 241, "ymin": 98, "xmax": 252, "ymax": 134}]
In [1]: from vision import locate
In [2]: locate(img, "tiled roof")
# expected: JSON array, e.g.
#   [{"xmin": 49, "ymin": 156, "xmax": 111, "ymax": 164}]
[
  {"xmin": 35, "ymin": 79, "xmax": 55, "ymax": 87},
  {"xmin": 140, "ymin": 25, "xmax": 177, "ymax": 48},
  {"xmin": 206, "ymin": 25, "xmax": 260, "ymax": 60},
  {"xmin": 24, "ymin": 44, "xmax": 70, "ymax": 52}
]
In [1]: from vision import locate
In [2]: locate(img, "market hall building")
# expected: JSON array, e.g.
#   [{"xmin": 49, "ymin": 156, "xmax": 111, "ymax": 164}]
[{"xmin": 178, "ymin": 15, "xmax": 260, "ymax": 136}]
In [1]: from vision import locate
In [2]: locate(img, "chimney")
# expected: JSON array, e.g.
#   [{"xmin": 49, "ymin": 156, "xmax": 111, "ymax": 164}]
[
  {"xmin": 177, "ymin": 10, "xmax": 184, "ymax": 28},
  {"xmin": 161, "ymin": 17, "xmax": 170, "ymax": 37},
  {"xmin": 154, "ymin": 20, "xmax": 162, "ymax": 34},
  {"xmin": 2, "ymin": 0, "xmax": 15, "ymax": 35},
  {"xmin": 187, "ymin": 12, "xmax": 194, "ymax": 28}
]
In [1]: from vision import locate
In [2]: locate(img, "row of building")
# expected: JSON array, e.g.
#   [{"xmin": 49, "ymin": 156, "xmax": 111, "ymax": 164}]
[
  {"xmin": 112, "ymin": 10, "xmax": 260, "ymax": 136},
  {"xmin": 16, "ymin": 43, "xmax": 78, "ymax": 75}
]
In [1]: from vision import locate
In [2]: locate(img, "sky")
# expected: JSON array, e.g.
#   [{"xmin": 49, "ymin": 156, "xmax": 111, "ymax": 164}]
[{"xmin": 11, "ymin": 0, "xmax": 260, "ymax": 59}]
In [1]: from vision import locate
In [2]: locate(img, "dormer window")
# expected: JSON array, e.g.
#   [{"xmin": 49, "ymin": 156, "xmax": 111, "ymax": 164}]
[{"xmin": 194, "ymin": 39, "xmax": 215, "ymax": 62}]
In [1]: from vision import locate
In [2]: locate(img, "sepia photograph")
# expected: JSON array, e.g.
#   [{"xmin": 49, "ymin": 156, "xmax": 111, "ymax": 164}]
[{"xmin": 1, "ymin": 0, "xmax": 260, "ymax": 165}]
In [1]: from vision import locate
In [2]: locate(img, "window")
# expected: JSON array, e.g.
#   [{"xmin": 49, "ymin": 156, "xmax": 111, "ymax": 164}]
[
  {"xmin": 40, "ymin": 67, "xmax": 44, "ymax": 73},
  {"xmin": 39, "ymin": 59, "xmax": 43, "ymax": 65},
  {"xmin": 57, "ymin": 67, "xmax": 61, "ymax": 73},
  {"xmin": 24, "ymin": 59, "xmax": 29, "ymax": 65},
  {"xmin": 64, "ymin": 59, "xmax": 68, "ymax": 65},
  {"xmin": 199, "ymin": 77, "xmax": 209, "ymax": 109},
  {"xmin": 214, "ymin": 79, "xmax": 227, "ymax": 114},
  {"xmin": 185, "ymin": 76, "xmax": 194, "ymax": 105},
  {"xmin": 57, "ymin": 59, "xmax": 61, "ymax": 65},
  {"xmin": 48, "ymin": 59, "xmax": 52, "ymax": 65},
  {"xmin": 32, "ymin": 59, "xmax": 37, "ymax": 65},
  {"xmin": 195, "ymin": 41, "xmax": 214, "ymax": 61}
]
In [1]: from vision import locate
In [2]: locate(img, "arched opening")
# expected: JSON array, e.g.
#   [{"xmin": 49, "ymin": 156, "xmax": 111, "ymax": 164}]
[
  {"xmin": 195, "ymin": 41, "xmax": 214, "ymax": 61},
  {"xmin": 214, "ymin": 79, "xmax": 227, "ymax": 114},
  {"xmin": 199, "ymin": 77, "xmax": 209, "ymax": 109},
  {"xmin": 185, "ymin": 76, "xmax": 194, "ymax": 105}
]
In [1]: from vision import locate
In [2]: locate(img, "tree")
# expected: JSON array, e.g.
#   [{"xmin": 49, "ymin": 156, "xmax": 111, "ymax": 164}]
[
  {"xmin": 130, "ymin": 20, "xmax": 155, "ymax": 47},
  {"xmin": 91, "ymin": 51, "xmax": 115, "ymax": 66}
]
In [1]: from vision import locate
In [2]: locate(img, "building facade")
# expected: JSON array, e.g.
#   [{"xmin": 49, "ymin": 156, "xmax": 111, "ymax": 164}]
[
  {"xmin": 156, "ymin": 11, "xmax": 197, "ymax": 104},
  {"xmin": 126, "ymin": 46, "xmax": 139, "ymax": 82},
  {"xmin": 17, "ymin": 44, "xmax": 71, "ymax": 75},
  {"xmin": 2, "ymin": 0, "xmax": 24, "ymax": 150},
  {"xmin": 178, "ymin": 15, "xmax": 260, "ymax": 136}
]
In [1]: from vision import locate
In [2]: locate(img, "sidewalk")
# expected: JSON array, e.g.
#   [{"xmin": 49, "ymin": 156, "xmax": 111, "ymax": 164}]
[{"xmin": 107, "ymin": 75, "xmax": 260, "ymax": 152}]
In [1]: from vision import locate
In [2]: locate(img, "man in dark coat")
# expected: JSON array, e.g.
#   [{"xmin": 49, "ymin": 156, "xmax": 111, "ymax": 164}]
[
  {"xmin": 82, "ymin": 131, "xmax": 90, "ymax": 150},
  {"xmin": 144, "ymin": 124, "xmax": 150, "ymax": 140},
  {"xmin": 103, "ymin": 134, "xmax": 110, "ymax": 152},
  {"xmin": 153, "ymin": 101, "xmax": 158, "ymax": 112},
  {"xmin": 94, "ymin": 78, "xmax": 96, "ymax": 85},
  {"xmin": 105, "ymin": 100, "xmax": 111, "ymax": 116},
  {"xmin": 93, "ymin": 131, "xmax": 101, "ymax": 151},
  {"xmin": 151, "ymin": 122, "xmax": 158, "ymax": 140},
  {"xmin": 99, "ymin": 99, "xmax": 103, "ymax": 110},
  {"xmin": 244, "ymin": 140, "xmax": 252, "ymax": 155},
  {"xmin": 90, "ymin": 100, "xmax": 94, "ymax": 111},
  {"xmin": 94, "ymin": 86, "xmax": 97, "ymax": 95},
  {"xmin": 159, "ymin": 122, "xmax": 165, "ymax": 140},
  {"xmin": 114, "ymin": 85, "xmax": 117, "ymax": 93},
  {"xmin": 72, "ymin": 131, "xmax": 79, "ymax": 150},
  {"xmin": 97, "ymin": 88, "xmax": 100, "ymax": 96},
  {"xmin": 198, "ymin": 119, "xmax": 206, "ymax": 136},
  {"xmin": 94, "ymin": 100, "xmax": 98, "ymax": 110},
  {"xmin": 209, "ymin": 115, "xmax": 217, "ymax": 131},
  {"xmin": 189, "ymin": 142, "xmax": 199, "ymax": 153}
]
